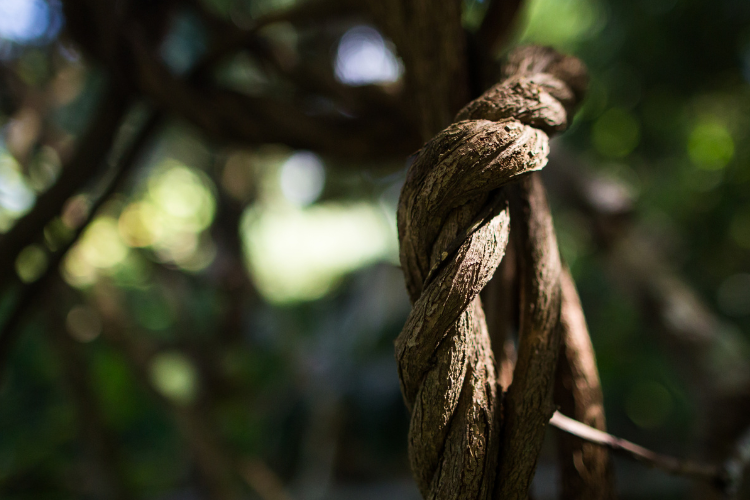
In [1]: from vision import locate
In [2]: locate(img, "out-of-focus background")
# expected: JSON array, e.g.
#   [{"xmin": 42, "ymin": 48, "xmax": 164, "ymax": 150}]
[{"xmin": 0, "ymin": 0, "xmax": 749, "ymax": 498}]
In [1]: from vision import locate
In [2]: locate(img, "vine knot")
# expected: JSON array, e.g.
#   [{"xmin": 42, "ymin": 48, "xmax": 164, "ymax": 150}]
[{"xmin": 396, "ymin": 46, "xmax": 587, "ymax": 500}]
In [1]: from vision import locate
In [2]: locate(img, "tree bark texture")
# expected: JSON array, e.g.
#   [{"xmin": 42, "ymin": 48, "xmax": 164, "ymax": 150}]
[
  {"xmin": 495, "ymin": 173, "xmax": 562, "ymax": 499},
  {"xmin": 395, "ymin": 47, "xmax": 606, "ymax": 499}
]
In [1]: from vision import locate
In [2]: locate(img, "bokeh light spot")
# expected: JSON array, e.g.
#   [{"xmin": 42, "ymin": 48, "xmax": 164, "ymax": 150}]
[
  {"xmin": 79, "ymin": 217, "xmax": 129, "ymax": 269},
  {"xmin": 592, "ymin": 108, "xmax": 641, "ymax": 158},
  {"xmin": 0, "ymin": 0, "xmax": 51, "ymax": 43},
  {"xmin": 625, "ymin": 381, "xmax": 673, "ymax": 429},
  {"xmin": 62, "ymin": 246, "xmax": 97, "ymax": 288},
  {"xmin": 148, "ymin": 161, "xmax": 215, "ymax": 231},
  {"xmin": 139, "ymin": 160, "xmax": 217, "ymax": 268},
  {"xmin": 687, "ymin": 119, "xmax": 734, "ymax": 170},
  {"xmin": 118, "ymin": 202, "xmax": 162, "ymax": 248},
  {"xmin": 66, "ymin": 305, "xmax": 102, "ymax": 342},
  {"xmin": 61, "ymin": 194, "xmax": 91, "ymax": 229},
  {"xmin": 27, "ymin": 146, "xmax": 61, "ymax": 192},
  {"xmin": 175, "ymin": 238, "xmax": 217, "ymax": 273},
  {"xmin": 335, "ymin": 26, "xmax": 402, "ymax": 85},
  {"xmin": 0, "ymin": 152, "xmax": 35, "ymax": 215},
  {"xmin": 242, "ymin": 203, "xmax": 396, "ymax": 304},
  {"xmin": 159, "ymin": 11, "xmax": 206, "ymax": 74},
  {"xmin": 149, "ymin": 352, "xmax": 199, "ymax": 405},
  {"xmin": 15, "ymin": 243, "xmax": 47, "ymax": 283},
  {"xmin": 150, "ymin": 166, "xmax": 212, "ymax": 221},
  {"xmin": 279, "ymin": 151, "xmax": 325, "ymax": 207}
]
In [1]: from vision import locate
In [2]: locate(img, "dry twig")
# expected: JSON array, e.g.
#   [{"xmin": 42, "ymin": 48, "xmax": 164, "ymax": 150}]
[{"xmin": 550, "ymin": 411, "xmax": 725, "ymax": 486}]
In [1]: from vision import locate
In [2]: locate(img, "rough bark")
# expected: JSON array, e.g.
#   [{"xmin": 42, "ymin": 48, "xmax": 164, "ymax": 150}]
[
  {"xmin": 481, "ymin": 239, "xmax": 518, "ymax": 390},
  {"xmin": 495, "ymin": 173, "xmax": 562, "ymax": 499},
  {"xmin": 395, "ymin": 47, "xmax": 590, "ymax": 500}
]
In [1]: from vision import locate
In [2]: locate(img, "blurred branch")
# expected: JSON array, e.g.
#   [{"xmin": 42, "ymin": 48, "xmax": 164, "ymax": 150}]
[
  {"xmin": 60, "ymin": 0, "xmax": 419, "ymax": 159},
  {"xmin": 478, "ymin": 0, "xmax": 523, "ymax": 57},
  {"xmin": 130, "ymin": 35, "xmax": 413, "ymax": 158},
  {"xmin": 0, "ymin": 82, "xmax": 131, "ymax": 291},
  {"xmin": 553, "ymin": 268, "xmax": 615, "ymax": 499},
  {"xmin": 46, "ymin": 297, "xmax": 131, "ymax": 500},
  {"xmin": 203, "ymin": 28, "xmax": 411, "ymax": 132},
  {"xmin": 94, "ymin": 319, "xmax": 241, "ymax": 500},
  {"xmin": 207, "ymin": 162, "xmax": 258, "ymax": 347},
  {"xmin": 365, "ymin": 0, "xmax": 469, "ymax": 139},
  {"xmin": 544, "ymin": 146, "xmax": 750, "ymax": 497},
  {"xmin": 723, "ymin": 423, "xmax": 750, "ymax": 499},
  {"xmin": 545, "ymin": 146, "xmax": 750, "ymax": 392},
  {"xmin": 239, "ymin": 460, "xmax": 293, "ymax": 500},
  {"xmin": 191, "ymin": 0, "xmax": 360, "ymax": 72},
  {"xmin": 247, "ymin": 0, "xmax": 359, "ymax": 31},
  {"xmin": 550, "ymin": 411, "xmax": 727, "ymax": 486},
  {"xmin": 0, "ymin": 109, "xmax": 162, "ymax": 385},
  {"xmin": 0, "ymin": 65, "xmax": 27, "ymax": 118}
]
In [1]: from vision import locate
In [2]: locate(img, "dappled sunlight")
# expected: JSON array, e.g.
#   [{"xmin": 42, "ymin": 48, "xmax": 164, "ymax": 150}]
[
  {"xmin": 242, "ymin": 202, "xmax": 397, "ymax": 304},
  {"xmin": 239, "ymin": 149, "xmax": 399, "ymax": 304},
  {"xmin": 63, "ymin": 217, "xmax": 130, "ymax": 287},
  {"xmin": 63, "ymin": 159, "xmax": 218, "ymax": 288}
]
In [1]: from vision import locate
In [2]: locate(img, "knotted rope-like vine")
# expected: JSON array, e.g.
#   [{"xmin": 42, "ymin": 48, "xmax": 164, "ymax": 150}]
[{"xmin": 396, "ymin": 46, "xmax": 587, "ymax": 499}]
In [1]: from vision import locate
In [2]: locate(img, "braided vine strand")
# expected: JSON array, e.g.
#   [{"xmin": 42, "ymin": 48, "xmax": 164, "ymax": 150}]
[{"xmin": 396, "ymin": 47, "xmax": 588, "ymax": 499}]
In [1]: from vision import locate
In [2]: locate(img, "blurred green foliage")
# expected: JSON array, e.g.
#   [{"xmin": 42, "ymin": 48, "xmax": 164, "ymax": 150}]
[{"xmin": 1, "ymin": 0, "xmax": 750, "ymax": 498}]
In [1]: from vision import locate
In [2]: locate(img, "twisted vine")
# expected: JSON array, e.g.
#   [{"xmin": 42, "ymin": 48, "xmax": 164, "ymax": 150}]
[{"xmin": 396, "ymin": 46, "xmax": 588, "ymax": 499}]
